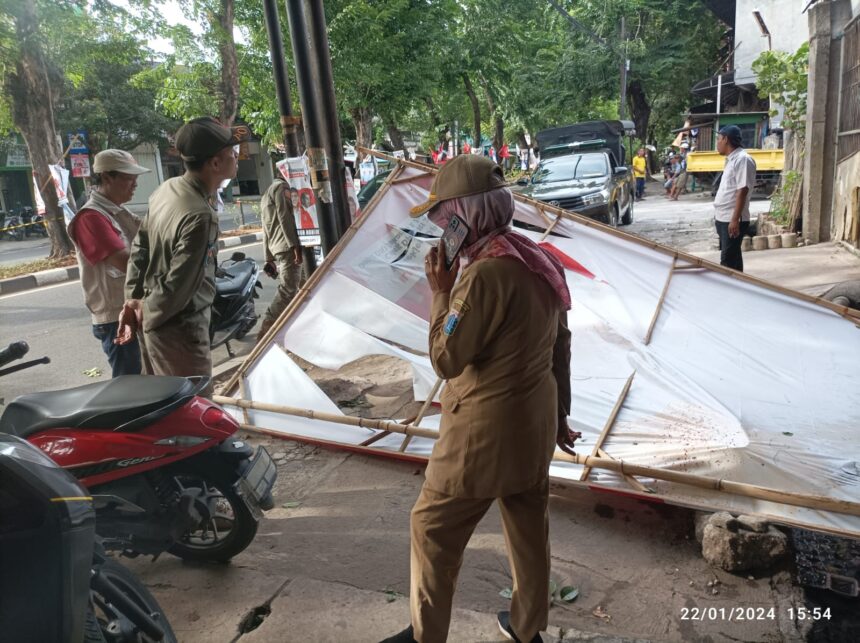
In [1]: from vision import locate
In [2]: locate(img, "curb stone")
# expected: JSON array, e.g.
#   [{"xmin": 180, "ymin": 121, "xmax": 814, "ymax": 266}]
[{"xmin": 0, "ymin": 232, "xmax": 263, "ymax": 296}]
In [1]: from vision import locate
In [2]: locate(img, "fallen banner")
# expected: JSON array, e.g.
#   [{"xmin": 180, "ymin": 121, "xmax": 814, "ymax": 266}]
[{"xmin": 222, "ymin": 153, "xmax": 860, "ymax": 538}]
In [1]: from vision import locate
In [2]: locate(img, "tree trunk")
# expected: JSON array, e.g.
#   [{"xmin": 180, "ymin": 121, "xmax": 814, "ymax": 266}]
[
  {"xmin": 213, "ymin": 0, "xmax": 239, "ymax": 126},
  {"xmin": 385, "ymin": 117, "xmax": 405, "ymax": 151},
  {"xmin": 627, "ymin": 79, "xmax": 650, "ymax": 145},
  {"xmin": 461, "ymin": 73, "xmax": 481, "ymax": 149},
  {"xmin": 5, "ymin": 3, "xmax": 73, "ymax": 258},
  {"xmin": 350, "ymin": 106, "xmax": 373, "ymax": 164},
  {"xmin": 482, "ymin": 79, "xmax": 504, "ymax": 150}
]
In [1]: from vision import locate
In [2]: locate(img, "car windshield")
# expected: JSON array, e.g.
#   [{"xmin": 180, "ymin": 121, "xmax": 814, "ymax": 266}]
[{"xmin": 532, "ymin": 154, "xmax": 608, "ymax": 184}]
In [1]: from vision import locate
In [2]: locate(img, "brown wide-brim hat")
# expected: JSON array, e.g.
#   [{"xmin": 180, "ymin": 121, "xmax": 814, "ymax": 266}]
[
  {"xmin": 92, "ymin": 149, "xmax": 151, "ymax": 175},
  {"xmin": 409, "ymin": 154, "xmax": 507, "ymax": 217},
  {"xmin": 175, "ymin": 116, "xmax": 252, "ymax": 162}
]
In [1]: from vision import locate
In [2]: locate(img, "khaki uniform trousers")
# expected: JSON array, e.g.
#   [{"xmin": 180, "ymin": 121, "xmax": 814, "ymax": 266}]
[
  {"xmin": 262, "ymin": 252, "xmax": 304, "ymax": 326},
  {"xmin": 410, "ymin": 478, "xmax": 550, "ymax": 643},
  {"xmin": 139, "ymin": 314, "xmax": 213, "ymax": 398}
]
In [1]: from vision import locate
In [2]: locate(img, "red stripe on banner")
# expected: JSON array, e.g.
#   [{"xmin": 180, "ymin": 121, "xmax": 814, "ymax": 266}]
[{"xmin": 538, "ymin": 242, "xmax": 597, "ymax": 280}]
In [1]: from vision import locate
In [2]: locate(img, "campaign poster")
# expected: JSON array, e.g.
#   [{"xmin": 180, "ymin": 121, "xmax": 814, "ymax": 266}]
[
  {"xmin": 33, "ymin": 164, "xmax": 75, "ymax": 225},
  {"xmin": 276, "ymin": 156, "xmax": 320, "ymax": 247},
  {"xmin": 70, "ymin": 153, "xmax": 90, "ymax": 178}
]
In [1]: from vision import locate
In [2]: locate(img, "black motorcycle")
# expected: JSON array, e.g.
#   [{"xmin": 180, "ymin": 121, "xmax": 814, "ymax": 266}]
[
  {"xmin": 211, "ymin": 251, "xmax": 261, "ymax": 356},
  {"xmin": 22, "ymin": 206, "xmax": 48, "ymax": 238},
  {"xmin": 1, "ymin": 207, "xmax": 24, "ymax": 241},
  {"xmin": 0, "ymin": 433, "xmax": 176, "ymax": 642}
]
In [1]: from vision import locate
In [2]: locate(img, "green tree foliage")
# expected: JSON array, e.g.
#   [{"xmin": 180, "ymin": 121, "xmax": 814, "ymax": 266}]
[{"xmin": 752, "ymin": 42, "xmax": 809, "ymax": 136}]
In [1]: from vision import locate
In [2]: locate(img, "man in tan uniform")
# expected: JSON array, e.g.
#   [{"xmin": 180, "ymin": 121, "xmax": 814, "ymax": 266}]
[
  {"xmin": 383, "ymin": 155, "xmax": 578, "ymax": 643},
  {"xmin": 116, "ymin": 117, "xmax": 249, "ymax": 396},
  {"xmin": 257, "ymin": 177, "xmax": 303, "ymax": 340}
]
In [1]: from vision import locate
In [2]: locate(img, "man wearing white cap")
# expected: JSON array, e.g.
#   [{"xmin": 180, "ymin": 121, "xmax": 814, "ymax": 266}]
[{"xmin": 68, "ymin": 149, "xmax": 150, "ymax": 376}]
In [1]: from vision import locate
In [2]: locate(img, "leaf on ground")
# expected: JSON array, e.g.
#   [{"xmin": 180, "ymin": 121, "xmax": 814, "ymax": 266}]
[
  {"xmin": 280, "ymin": 501, "xmax": 301, "ymax": 509},
  {"xmin": 548, "ymin": 579, "xmax": 558, "ymax": 598},
  {"xmin": 383, "ymin": 588, "xmax": 404, "ymax": 603},
  {"xmin": 560, "ymin": 586, "xmax": 579, "ymax": 602},
  {"xmin": 592, "ymin": 605, "xmax": 611, "ymax": 620},
  {"xmin": 82, "ymin": 367, "xmax": 102, "ymax": 378},
  {"xmin": 782, "ymin": 431, "xmax": 793, "ymax": 436},
  {"xmin": 499, "ymin": 587, "xmax": 513, "ymax": 600}
]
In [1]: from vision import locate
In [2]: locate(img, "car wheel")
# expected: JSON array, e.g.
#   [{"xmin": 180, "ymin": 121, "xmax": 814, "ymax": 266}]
[
  {"xmin": 621, "ymin": 193, "xmax": 634, "ymax": 225},
  {"xmin": 609, "ymin": 203, "xmax": 620, "ymax": 228}
]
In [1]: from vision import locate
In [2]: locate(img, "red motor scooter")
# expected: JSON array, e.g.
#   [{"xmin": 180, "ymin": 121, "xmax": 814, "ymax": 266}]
[{"xmin": 0, "ymin": 342, "xmax": 277, "ymax": 563}]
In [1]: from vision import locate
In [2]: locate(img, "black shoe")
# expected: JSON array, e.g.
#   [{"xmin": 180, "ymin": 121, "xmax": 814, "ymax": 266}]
[
  {"xmin": 497, "ymin": 611, "xmax": 542, "ymax": 643},
  {"xmin": 379, "ymin": 625, "xmax": 416, "ymax": 643}
]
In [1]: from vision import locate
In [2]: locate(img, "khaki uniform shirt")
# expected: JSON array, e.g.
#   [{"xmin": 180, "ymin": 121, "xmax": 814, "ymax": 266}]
[
  {"xmin": 424, "ymin": 257, "xmax": 572, "ymax": 499},
  {"xmin": 125, "ymin": 174, "xmax": 219, "ymax": 333},
  {"xmin": 69, "ymin": 191, "xmax": 140, "ymax": 324},
  {"xmin": 261, "ymin": 178, "xmax": 300, "ymax": 257}
]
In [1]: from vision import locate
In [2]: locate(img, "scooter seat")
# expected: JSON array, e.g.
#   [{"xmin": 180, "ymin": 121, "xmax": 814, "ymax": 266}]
[
  {"xmin": 0, "ymin": 375, "xmax": 209, "ymax": 438},
  {"xmin": 216, "ymin": 261, "xmax": 254, "ymax": 296}
]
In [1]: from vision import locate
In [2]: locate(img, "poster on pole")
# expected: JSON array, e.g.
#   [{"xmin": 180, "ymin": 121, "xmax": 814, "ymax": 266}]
[
  {"xmin": 70, "ymin": 153, "xmax": 91, "ymax": 178},
  {"xmin": 275, "ymin": 157, "xmax": 320, "ymax": 247},
  {"xmin": 345, "ymin": 167, "xmax": 360, "ymax": 221},
  {"xmin": 67, "ymin": 130, "xmax": 88, "ymax": 154}
]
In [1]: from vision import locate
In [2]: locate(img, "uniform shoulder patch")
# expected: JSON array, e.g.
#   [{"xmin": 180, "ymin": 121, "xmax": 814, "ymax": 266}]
[{"xmin": 443, "ymin": 298, "xmax": 469, "ymax": 336}]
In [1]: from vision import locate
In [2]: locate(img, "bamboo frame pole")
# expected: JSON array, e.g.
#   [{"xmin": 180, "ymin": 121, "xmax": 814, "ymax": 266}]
[
  {"xmin": 214, "ymin": 395, "xmax": 439, "ymax": 440},
  {"xmin": 237, "ymin": 376, "xmax": 251, "ymax": 425},
  {"xmin": 398, "ymin": 377, "xmax": 443, "ymax": 452},
  {"xmin": 580, "ymin": 371, "xmax": 636, "ymax": 481},
  {"xmin": 216, "ymin": 394, "xmax": 860, "ymax": 517},
  {"xmin": 357, "ymin": 150, "xmax": 860, "ymax": 325},
  {"xmin": 643, "ymin": 261, "xmax": 676, "ymax": 345},
  {"xmin": 390, "ymin": 172, "xmax": 433, "ymax": 185},
  {"xmin": 220, "ymin": 162, "xmax": 411, "ymax": 395},
  {"xmin": 557, "ymin": 452, "xmax": 860, "ymax": 517}
]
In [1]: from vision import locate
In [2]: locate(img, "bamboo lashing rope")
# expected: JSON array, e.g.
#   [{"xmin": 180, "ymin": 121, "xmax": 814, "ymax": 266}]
[
  {"xmin": 580, "ymin": 371, "xmax": 636, "ymax": 481},
  {"xmin": 399, "ymin": 377, "xmax": 443, "ymax": 452},
  {"xmin": 643, "ymin": 261, "xmax": 676, "ymax": 345},
  {"xmin": 597, "ymin": 447, "xmax": 654, "ymax": 494},
  {"xmin": 214, "ymin": 394, "xmax": 860, "ymax": 517}
]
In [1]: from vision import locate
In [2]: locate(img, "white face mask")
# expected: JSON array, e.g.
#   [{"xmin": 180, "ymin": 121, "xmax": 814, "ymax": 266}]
[{"xmin": 219, "ymin": 178, "xmax": 232, "ymax": 190}]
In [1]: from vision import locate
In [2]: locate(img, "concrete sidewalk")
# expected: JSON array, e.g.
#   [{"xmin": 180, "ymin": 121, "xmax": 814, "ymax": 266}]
[
  {"xmin": 0, "ymin": 231, "xmax": 264, "ymax": 296},
  {"xmin": 127, "ymin": 438, "xmax": 809, "ymax": 643}
]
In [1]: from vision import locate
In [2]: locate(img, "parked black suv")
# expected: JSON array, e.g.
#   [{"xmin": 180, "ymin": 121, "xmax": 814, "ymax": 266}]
[{"xmin": 515, "ymin": 120, "xmax": 635, "ymax": 227}]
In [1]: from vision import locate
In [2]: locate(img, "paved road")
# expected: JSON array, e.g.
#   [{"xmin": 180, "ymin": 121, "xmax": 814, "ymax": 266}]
[
  {"xmin": 0, "ymin": 201, "xmax": 261, "ymax": 267},
  {"xmin": 0, "ymin": 241, "xmax": 275, "ymax": 403}
]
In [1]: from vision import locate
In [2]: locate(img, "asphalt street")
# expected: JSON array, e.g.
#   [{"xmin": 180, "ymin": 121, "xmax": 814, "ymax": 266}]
[
  {"xmin": 0, "ymin": 241, "xmax": 275, "ymax": 404},
  {"xmin": 0, "ymin": 201, "xmax": 261, "ymax": 267}
]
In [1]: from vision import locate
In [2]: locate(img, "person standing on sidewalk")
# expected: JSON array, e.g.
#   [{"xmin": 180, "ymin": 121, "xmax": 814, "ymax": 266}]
[
  {"xmin": 382, "ymin": 155, "xmax": 579, "ymax": 643},
  {"xmin": 116, "ymin": 117, "xmax": 248, "ymax": 396},
  {"xmin": 258, "ymin": 177, "xmax": 303, "ymax": 340},
  {"xmin": 714, "ymin": 125, "xmax": 756, "ymax": 271},
  {"xmin": 67, "ymin": 150, "xmax": 150, "ymax": 377},
  {"xmin": 632, "ymin": 147, "xmax": 647, "ymax": 200}
]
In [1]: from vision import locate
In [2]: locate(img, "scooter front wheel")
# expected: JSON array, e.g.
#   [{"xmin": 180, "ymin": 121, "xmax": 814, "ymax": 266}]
[{"xmin": 166, "ymin": 465, "xmax": 258, "ymax": 563}]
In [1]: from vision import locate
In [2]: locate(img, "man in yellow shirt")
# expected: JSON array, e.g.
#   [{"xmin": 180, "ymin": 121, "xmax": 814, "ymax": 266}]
[{"xmin": 632, "ymin": 147, "xmax": 647, "ymax": 200}]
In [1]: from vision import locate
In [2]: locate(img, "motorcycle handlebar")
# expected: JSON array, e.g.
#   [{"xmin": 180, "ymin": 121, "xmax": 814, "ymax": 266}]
[{"xmin": 0, "ymin": 341, "xmax": 29, "ymax": 368}]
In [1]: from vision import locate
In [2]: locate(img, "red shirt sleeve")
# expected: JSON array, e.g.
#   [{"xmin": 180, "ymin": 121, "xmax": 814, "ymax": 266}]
[{"xmin": 68, "ymin": 209, "xmax": 125, "ymax": 265}]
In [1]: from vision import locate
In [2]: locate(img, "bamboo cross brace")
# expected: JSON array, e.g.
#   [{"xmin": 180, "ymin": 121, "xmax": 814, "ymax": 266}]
[
  {"xmin": 580, "ymin": 371, "xmax": 636, "ymax": 481},
  {"xmin": 399, "ymin": 377, "xmax": 444, "ymax": 452},
  {"xmin": 214, "ymin": 395, "xmax": 860, "ymax": 518},
  {"xmin": 390, "ymin": 172, "xmax": 434, "ymax": 185},
  {"xmin": 538, "ymin": 214, "xmax": 563, "ymax": 242},
  {"xmin": 643, "ymin": 260, "xmax": 676, "ymax": 345},
  {"xmin": 597, "ymin": 447, "xmax": 654, "ymax": 494}
]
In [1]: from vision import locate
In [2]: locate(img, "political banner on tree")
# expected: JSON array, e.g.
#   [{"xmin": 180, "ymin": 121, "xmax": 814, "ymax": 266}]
[{"xmin": 33, "ymin": 164, "xmax": 75, "ymax": 225}]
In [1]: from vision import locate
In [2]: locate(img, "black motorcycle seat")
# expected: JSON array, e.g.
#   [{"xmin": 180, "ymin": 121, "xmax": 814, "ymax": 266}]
[
  {"xmin": 0, "ymin": 375, "xmax": 209, "ymax": 438},
  {"xmin": 216, "ymin": 261, "xmax": 254, "ymax": 296}
]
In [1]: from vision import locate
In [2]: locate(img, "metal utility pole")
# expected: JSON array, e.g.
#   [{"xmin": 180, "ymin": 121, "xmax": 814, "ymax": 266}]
[
  {"xmin": 262, "ymin": 0, "xmax": 300, "ymax": 156},
  {"xmin": 284, "ymin": 0, "xmax": 338, "ymax": 255},
  {"xmin": 305, "ymin": 0, "xmax": 351, "ymax": 237},
  {"xmin": 619, "ymin": 16, "xmax": 628, "ymax": 121}
]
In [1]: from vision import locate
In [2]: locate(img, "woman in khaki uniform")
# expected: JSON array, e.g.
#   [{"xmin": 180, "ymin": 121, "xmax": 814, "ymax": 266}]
[{"xmin": 383, "ymin": 155, "xmax": 579, "ymax": 643}]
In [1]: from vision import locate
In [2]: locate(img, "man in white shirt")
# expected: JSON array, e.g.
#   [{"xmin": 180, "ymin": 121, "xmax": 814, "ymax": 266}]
[{"xmin": 713, "ymin": 125, "xmax": 756, "ymax": 271}]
